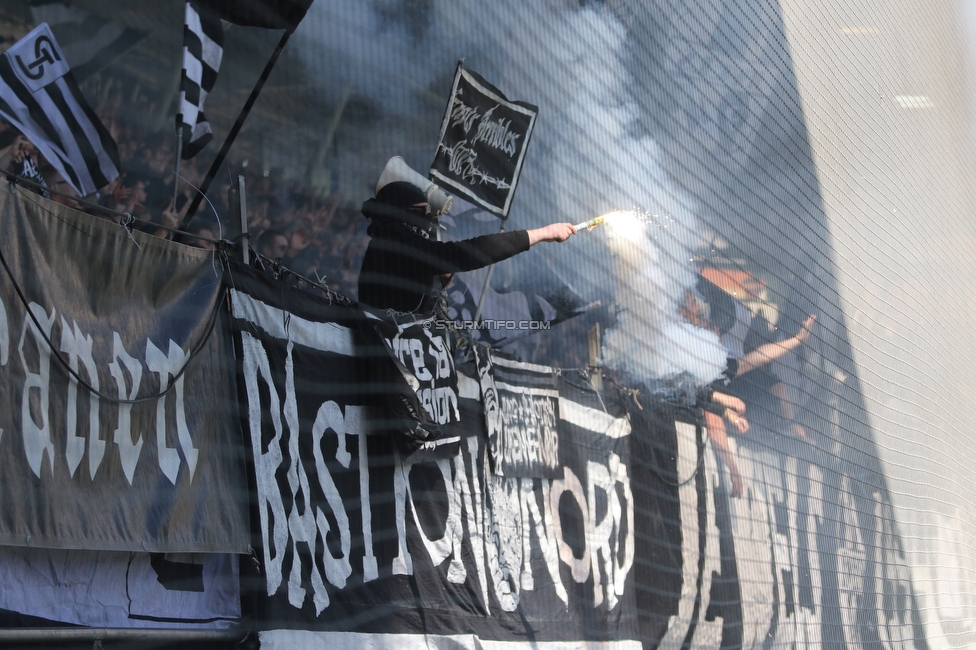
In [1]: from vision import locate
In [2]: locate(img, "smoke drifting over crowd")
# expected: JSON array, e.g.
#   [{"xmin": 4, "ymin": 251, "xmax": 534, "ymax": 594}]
[
  {"xmin": 292, "ymin": 0, "xmax": 723, "ymax": 383},
  {"xmin": 602, "ymin": 212, "xmax": 727, "ymax": 384}
]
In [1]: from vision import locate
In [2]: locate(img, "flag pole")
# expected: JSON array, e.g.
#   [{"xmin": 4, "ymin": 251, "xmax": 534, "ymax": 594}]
[{"xmin": 180, "ymin": 27, "xmax": 295, "ymax": 228}]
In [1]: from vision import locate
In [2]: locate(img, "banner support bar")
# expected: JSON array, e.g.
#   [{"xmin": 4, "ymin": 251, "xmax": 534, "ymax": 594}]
[{"xmin": 0, "ymin": 627, "xmax": 244, "ymax": 644}]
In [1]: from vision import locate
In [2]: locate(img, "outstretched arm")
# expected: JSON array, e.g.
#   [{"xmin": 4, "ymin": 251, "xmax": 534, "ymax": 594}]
[
  {"xmin": 527, "ymin": 223, "xmax": 577, "ymax": 246},
  {"xmin": 436, "ymin": 222, "xmax": 574, "ymax": 289},
  {"xmin": 737, "ymin": 314, "xmax": 816, "ymax": 376}
]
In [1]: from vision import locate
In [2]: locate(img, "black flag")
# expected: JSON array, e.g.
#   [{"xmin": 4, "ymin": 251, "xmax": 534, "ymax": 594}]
[
  {"xmin": 193, "ymin": 0, "xmax": 314, "ymax": 30},
  {"xmin": 430, "ymin": 64, "xmax": 538, "ymax": 217}
]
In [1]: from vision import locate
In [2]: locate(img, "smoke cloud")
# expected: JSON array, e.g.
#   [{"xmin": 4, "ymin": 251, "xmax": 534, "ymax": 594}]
[{"xmin": 293, "ymin": 0, "xmax": 726, "ymax": 383}]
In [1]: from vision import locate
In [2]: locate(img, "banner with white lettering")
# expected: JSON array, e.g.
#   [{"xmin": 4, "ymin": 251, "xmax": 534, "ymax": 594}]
[
  {"xmin": 229, "ymin": 267, "xmax": 639, "ymax": 642},
  {"xmin": 369, "ymin": 312, "xmax": 461, "ymax": 428},
  {"xmin": 475, "ymin": 348, "xmax": 560, "ymax": 478},
  {"xmin": 621, "ymin": 397, "xmax": 930, "ymax": 650},
  {"xmin": 430, "ymin": 64, "xmax": 538, "ymax": 217},
  {"xmin": 362, "ymin": 311, "xmax": 462, "ymax": 462},
  {"xmin": 0, "ymin": 187, "xmax": 249, "ymax": 553}
]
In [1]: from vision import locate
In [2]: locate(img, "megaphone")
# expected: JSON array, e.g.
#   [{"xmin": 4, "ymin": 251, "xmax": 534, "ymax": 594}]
[{"xmin": 376, "ymin": 156, "xmax": 454, "ymax": 215}]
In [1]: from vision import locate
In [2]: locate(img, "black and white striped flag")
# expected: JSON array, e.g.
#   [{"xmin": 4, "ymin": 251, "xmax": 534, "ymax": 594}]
[
  {"xmin": 179, "ymin": 2, "xmax": 223, "ymax": 160},
  {"xmin": 0, "ymin": 23, "xmax": 120, "ymax": 196}
]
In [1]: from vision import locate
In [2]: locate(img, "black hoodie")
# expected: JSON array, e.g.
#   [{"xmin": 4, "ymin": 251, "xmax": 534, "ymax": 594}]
[{"xmin": 357, "ymin": 198, "xmax": 529, "ymax": 314}]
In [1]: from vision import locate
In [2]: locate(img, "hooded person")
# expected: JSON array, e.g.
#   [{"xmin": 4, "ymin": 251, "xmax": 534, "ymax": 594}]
[
  {"xmin": 356, "ymin": 168, "xmax": 576, "ymax": 462},
  {"xmin": 358, "ymin": 179, "xmax": 577, "ymax": 315}
]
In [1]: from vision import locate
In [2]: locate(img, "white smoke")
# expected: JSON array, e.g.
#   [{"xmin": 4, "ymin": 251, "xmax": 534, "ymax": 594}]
[
  {"xmin": 601, "ymin": 213, "xmax": 728, "ymax": 384},
  {"xmin": 293, "ymin": 1, "xmax": 727, "ymax": 384},
  {"xmin": 526, "ymin": 7, "xmax": 727, "ymax": 384}
]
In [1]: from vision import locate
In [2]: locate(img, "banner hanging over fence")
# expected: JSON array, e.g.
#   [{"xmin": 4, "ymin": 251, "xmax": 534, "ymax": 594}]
[
  {"xmin": 475, "ymin": 348, "xmax": 561, "ymax": 478},
  {"xmin": 230, "ymin": 268, "xmax": 927, "ymax": 647},
  {"xmin": 0, "ymin": 188, "xmax": 249, "ymax": 553},
  {"xmin": 229, "ymin": 266, "xmax": 640, "ymax": 642},
  {"xmin": 430, "ymin": 64, "xmax": 538, "ymax": 217}
]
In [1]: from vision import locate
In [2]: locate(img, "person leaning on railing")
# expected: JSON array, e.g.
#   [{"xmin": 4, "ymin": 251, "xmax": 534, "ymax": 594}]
[{"xmin": 681, "ymin": 286, "xmax": 816, "ymax": 497}]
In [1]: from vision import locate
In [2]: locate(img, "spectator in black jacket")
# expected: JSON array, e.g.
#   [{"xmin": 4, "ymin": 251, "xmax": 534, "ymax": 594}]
[{"xmin": 358, "ymin": 180, "xmax": 576, "ymax": 314}]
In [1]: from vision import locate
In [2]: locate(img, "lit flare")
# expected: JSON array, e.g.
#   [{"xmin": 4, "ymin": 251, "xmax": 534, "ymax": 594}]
[
  {"xmin": 574, "ymin": 215, "xmax": 605, "ymax": 231},
  {"xmin": 575, "ymin": 210, "xmax": 645, "ymax": 239}
]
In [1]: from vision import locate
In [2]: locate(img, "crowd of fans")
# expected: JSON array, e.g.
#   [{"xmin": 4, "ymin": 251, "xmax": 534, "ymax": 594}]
[
  {"xmin": 1, "ymin": 100, "xmax": 823, "ymax": 504},
  {"xmin": 0, "ymin": 111, "xmax": 368, "ymax": 300}
]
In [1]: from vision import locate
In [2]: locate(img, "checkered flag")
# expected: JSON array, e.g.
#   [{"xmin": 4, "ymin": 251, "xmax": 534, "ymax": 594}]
[{"xmin": 179, "ymin": 2, "xmax": 223, "ymax": 159}]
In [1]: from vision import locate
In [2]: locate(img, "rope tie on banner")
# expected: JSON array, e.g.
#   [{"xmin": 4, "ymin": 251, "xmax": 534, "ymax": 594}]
[
  {"xmin": 627, "ymin": 388, "xmax": 643, "ymax": 410},
  {"xmin": 602, "ymin": 374, "xmax": 643, "ymax": 410},
  {"xmin": 119, "ymin": 212, "xmax": 142, "ymax": 250}
]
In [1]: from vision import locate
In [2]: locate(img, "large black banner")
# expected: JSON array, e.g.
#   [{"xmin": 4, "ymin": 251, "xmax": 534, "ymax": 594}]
[
  {"xmin": 229, "ymin": 267, "xmax": 639, "ymax": 645},
  {"xmin": 430, "ymin": 64, "xmax": 538, "ymax": 217},
  {"xmin": 0, "ymin": 187, "xmax": 249, "ymax": 553},
  {"xmin": 622, "ymin": 400, "xmax": 929, "ymax": 650}
]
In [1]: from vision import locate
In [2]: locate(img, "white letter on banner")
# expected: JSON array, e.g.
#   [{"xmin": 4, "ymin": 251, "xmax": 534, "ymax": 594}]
[
  {"xmin": 408, "ymin": 338, "xmax": 432, "ymax": 382},
  {"xmin": 611, "ymin": 454, "xmax": 635, "ymax": 600},
  {"xmin": 457, "ymin": 436, "xmax": 489, "ymax": 609},
  {"xmin": 240, "ymin": 331, "xmax": 287, "ymax": 597},
  {"xmin": 789, "ymin": 458, "xmax": 823, "ymax": 647},
  {"xmin": 550, "ymin": 466, "xmax": 591, "ymax": 584},
  {"xmin": 587, "ymin": 460, "xmax": 615, "ymax": 608},
  {"xmin": 109, "ymin": 333, "xmax": 144, "ymax": 484},
  {"xmin": 838, "ymin": 474, "xmax": 866, "ymax": 643},
  {"xmin": 59, "ymin": 318, "xmax": 103, "ymax": 479},
  {"xmin": 359, "ymin": 446, "xmax": 380, "ymax": 580},
  {"xmin": 519, "ymin": 478, "xmax": 568, "ymax": 604},
  {"xmin": 355, "ymin": 419, "xmax": 379, "ymax": 582},
  {"xmin": 427, "ymin": 330, "xmax": 453, "ymax": 380},
  {"xmin": 19, "ymin": 302, "xmax": 55, "ymax": 477},
  {"xmin": 392, "ymin": 457, "xmax": 413, "ymax": 576},
  {"xmin": 310, "ymin": 400, "xmax": 353, "ymax": 594},
  {"xmin": 145, "ymin": 339, "xmax": 197, "ymax": 484},
  {"xmin": 405, "ymin": 459, "xmax": 464, "ymax": 581},
  {"xmin": 282, "ymin": 342, "xmax": 330, "ymax": 615},
  {"xmin": 483, "ymin": 474, "xmax": 521, "ymax": 611}
]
